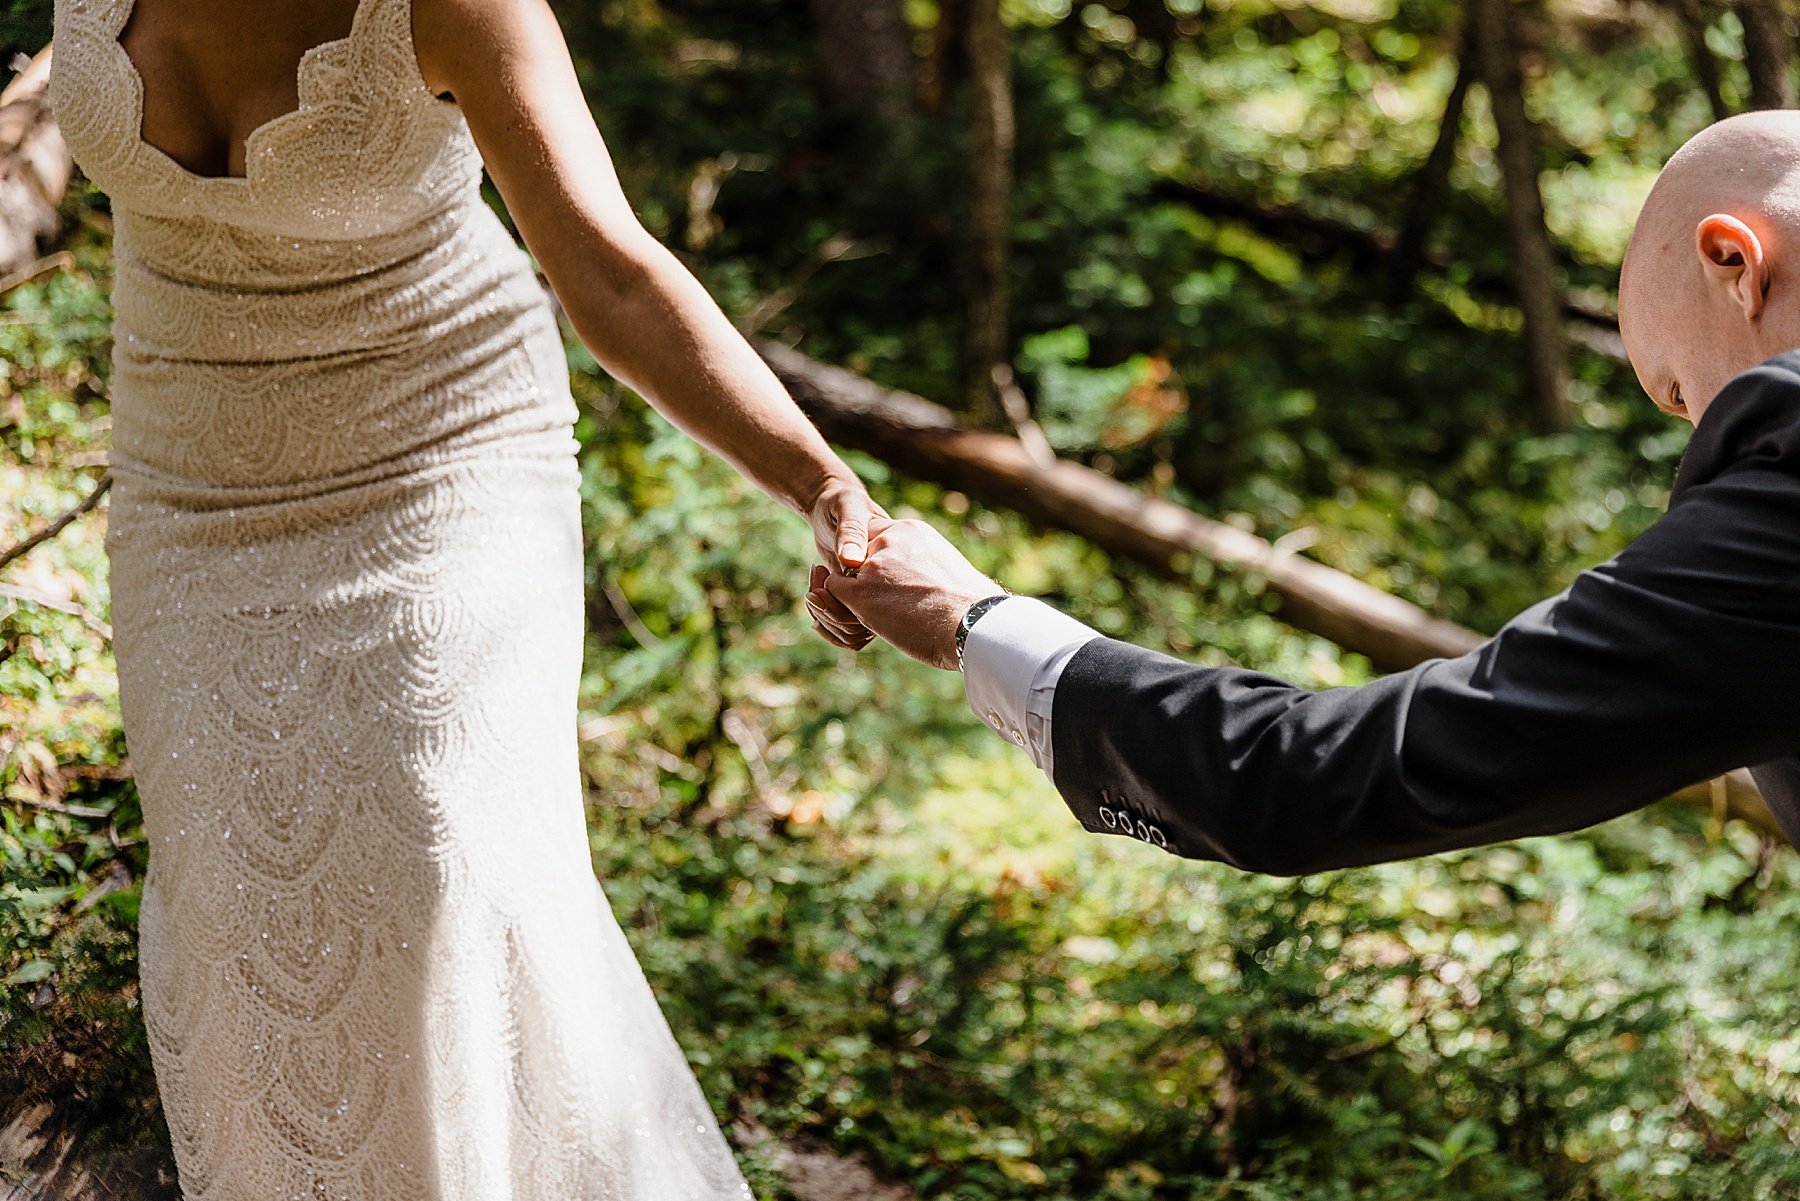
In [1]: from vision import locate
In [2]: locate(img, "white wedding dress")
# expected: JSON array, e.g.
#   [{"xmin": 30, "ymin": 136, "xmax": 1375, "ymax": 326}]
[{"xmin": 46, "ymin": 0, "xmax": 754, "ymax": 1196}]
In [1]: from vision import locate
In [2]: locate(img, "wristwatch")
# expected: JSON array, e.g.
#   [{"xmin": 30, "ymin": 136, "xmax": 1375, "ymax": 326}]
[{"xmin": 954, "ymin": 593, "xmax": 1012, "ymax": 670}]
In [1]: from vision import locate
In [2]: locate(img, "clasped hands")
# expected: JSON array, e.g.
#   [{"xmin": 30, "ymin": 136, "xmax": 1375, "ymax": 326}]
[{"xmin": 803, "ymin": 514, "xmax": 1004, "ymax": 671}]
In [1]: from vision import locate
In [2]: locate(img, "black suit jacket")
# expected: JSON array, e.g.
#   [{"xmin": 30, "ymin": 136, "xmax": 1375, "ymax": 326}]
[{"xmin": 1048, "ymin": 350, "xmax": 1800, "ymax": 874}]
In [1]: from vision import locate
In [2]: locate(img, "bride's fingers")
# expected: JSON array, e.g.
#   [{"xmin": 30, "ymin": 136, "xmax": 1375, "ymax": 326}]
[
  {"xmin": 811, "ymin": 617, "xmax": 853, "ymax": 648},
  {"xmin": 807, "ymin": 583, "xmax": 865, "ymax": 631},
  {"xmin": 809, "ymin": 597, "xmax": 874, "ymax": 649},
  {"xmin": 811, "ymin": 615, "xmax": 873, "ymax": 651},
  {"xmin": 806, "ymin": 601, "xmax": 852, "ymax": 643},
  {"xmin": 813, "ymin": 608, "xmax": 874, "ymax": 650},
  {"xmin": 806, "ymin": 596, "xmax": 867, "ymax": 645},
  {"xmin": 835, "ymin": 505, "xmax": 870, "ymax": 572}
]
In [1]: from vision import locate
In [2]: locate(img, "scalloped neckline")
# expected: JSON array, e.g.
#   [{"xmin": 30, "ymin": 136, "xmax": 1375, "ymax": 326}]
[{"xmin": 110, "ymin": 0, "xmax": 372, "ymax": 187}]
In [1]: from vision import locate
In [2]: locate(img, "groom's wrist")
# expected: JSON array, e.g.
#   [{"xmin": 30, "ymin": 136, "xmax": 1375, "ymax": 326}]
[
  {"xmin": 954, "ymin": 593, "xmax": 1013, "ymax": 669},
  {"xmin": 960, "ymin": 597, "xmax": 1102, "ymax": 770}
]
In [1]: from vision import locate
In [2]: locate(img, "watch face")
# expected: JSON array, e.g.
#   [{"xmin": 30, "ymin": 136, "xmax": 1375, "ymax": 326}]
[
  {"xmin": 957, "ymin": 600, "xmax": 986, "ymax": 658},
  {"xmin": 960, "ymin": 596, "xmax": 1001, "ymax": 644}
]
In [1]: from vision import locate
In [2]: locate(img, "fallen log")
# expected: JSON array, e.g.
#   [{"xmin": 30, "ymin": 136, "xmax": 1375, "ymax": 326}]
[
  {"xmin": 764, "ymin": 342, "xmax": 1485, "ymax": 671},
  {"xmin": 760, "ymin": 341, "xmax": 1787, "ymax": 842}
]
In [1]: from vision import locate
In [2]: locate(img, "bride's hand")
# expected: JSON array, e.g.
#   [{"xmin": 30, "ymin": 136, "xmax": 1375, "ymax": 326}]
[
  {"xmin": 802, "ymin": 476, "xmax": 883, "ymax": 650},
  {"xmin": 805, "ymin": 473, "xmax": 887, "ymax": 576}
]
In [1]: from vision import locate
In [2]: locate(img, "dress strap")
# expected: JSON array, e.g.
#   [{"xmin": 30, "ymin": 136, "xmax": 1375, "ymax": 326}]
[{"xmin": 348, "ymin": 0, "xmax": 443, "ymax": 110}]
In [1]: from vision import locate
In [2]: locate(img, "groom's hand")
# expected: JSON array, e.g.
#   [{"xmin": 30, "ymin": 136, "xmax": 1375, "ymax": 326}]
[{"xmin": 812, "ymin": 517, "xmax": 1003, "ymax": 671}]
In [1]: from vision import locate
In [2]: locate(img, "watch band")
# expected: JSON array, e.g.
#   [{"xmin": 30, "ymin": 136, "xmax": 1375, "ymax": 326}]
[{"xmin": 955, "ymin": 593, "xmax": 1013, "ymax": 669}]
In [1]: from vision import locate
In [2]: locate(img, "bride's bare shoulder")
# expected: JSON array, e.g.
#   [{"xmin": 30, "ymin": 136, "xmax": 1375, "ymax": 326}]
[
  {"xmin": 405, "ymin": 0, "xmax": 650, "ymax": 291},
  {"xmin": 410, "ymin": 0, "xmax": 567, "ymax": 103}
]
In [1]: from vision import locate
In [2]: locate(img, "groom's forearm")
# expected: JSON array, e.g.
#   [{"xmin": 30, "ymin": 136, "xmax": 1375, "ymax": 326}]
[
  {"xmin": 959, "ymin": 362, "xmax": 1800, "ymax": 868},
  {"xmin": 967, "ymin": 583, "xmax": 1797, "ymax": 874},
  {"xmin": 961, "ymin": 601, "xmax": 1458, "ymax": 869},
  {"xmin": 1043, "ymin": 590, "xmax": 1799, "ymax": 875}
]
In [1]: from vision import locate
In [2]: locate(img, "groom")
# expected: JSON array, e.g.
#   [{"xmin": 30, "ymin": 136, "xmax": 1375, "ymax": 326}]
[{"xmin": 807, "ymin": 110, "xmax": 1800, "ymax": 870}]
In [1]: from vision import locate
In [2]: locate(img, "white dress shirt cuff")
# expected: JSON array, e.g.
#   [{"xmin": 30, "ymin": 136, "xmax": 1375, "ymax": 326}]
[{"xmin": 961, "ymin": 596, "xmax": 1102, "ymax": 780}]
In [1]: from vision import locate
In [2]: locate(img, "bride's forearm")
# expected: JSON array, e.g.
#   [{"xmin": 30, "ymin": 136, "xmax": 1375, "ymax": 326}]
[
  {"xmin": 413, "ymin": 0, "xmax": 855, "ymax": 515},
  {"xmin": 417, "ymin": 0, "xmax": 873, "ymax": 577},
  {"xmin": 554, "ymin": 231, "xmax": 856, "ymax": 515}
]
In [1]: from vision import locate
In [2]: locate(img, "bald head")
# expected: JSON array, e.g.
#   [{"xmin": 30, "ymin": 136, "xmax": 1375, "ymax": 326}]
[{"xmin": 1620, "ymin": 111, "xmax": 1800, "ymax": 425}]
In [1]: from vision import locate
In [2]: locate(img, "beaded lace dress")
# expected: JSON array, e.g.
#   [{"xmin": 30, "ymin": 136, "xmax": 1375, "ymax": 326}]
[{"xmin": 46, "ymin": 0, "xmax": 754, "ymax": 1196}]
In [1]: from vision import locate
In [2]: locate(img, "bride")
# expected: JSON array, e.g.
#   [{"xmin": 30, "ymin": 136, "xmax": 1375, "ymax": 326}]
[{"xmin": 48, "ymin": 0, "xmax": 876, "ymax": 1194}]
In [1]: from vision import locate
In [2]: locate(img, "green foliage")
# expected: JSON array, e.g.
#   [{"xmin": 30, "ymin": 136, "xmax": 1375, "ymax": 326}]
[
  {"xmin": 6, "ymin": 228, "xmax": 1800, "ymax": 1197},
  {"xmin": 594, "ymin": 770, "xmax": 1800, "ymax": 1200},
  {"xmin": 8, "ymin": 1, "xmax": 1800, "ymax": 1194},
  {"xmin": 0, "ymin": 0, "xmax": 50, "ymax": 60},
  {"xmin": 1016, "ymin": 325, "xmax": 1168, "ymax": 453}
]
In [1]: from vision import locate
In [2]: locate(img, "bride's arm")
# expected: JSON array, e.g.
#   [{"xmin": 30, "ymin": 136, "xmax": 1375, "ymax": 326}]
[{"xmin": 412, "ymin": 0, "xmax": 879, "ymax": 584}]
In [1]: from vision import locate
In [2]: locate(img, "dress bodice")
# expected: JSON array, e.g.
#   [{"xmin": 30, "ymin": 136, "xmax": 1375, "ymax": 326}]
[
  {"xmin": 47, "ymin": 0, "xmax": 479, "ymax": 245},
  {"xmin": 45, "ymin": 0, "xmax": 577, "ymax": 497}
]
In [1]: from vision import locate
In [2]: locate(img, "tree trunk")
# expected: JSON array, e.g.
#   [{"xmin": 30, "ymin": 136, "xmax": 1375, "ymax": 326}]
[
  {"xmin": 958, "ymin": 0, "xmax": 1013, "ymax": 423},
  {"xmin": 1674, "ymin": 0, "xmax": 1732, "ymax": 121},
  {"xmin": 1123, "ymin": 0, "xmax": 1180, "ymax": 70},
  {"xmin": 1737, "ymin": 0, "xmax": 1797, "ymax": 109},
  {"xmin": 1387, "ymin": 20, "xmax": 1476, "ymax": 305},
  {"xmin": 807, "ymin": 0, "xmax": 919, "ymax": 144},
  {"xmin": 1471, "ymin": 0, "xmax": 1573, "ymax": 432},
  {"xmin": 758, "ymin": 341, "xmax": 1786, "ymax": 841},
  {"xmin": 0, "ymin": 46, "xmax": 73, "ymax": 278},
  {"xmin": 922, "ymin": 0, "xmax": 967, "ymax": 116}
]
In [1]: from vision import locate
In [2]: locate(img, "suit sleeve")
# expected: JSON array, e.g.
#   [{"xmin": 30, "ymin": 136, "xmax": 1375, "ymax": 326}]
[{"xmin": 1048, "ymin": 365, "xmax": 1800, "ymax": 874}]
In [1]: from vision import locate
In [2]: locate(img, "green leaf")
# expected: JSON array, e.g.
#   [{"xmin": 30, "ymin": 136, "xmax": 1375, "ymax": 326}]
[{"xmin": 4, "ymin": 958, "xmax": 54, "ymax": 985}]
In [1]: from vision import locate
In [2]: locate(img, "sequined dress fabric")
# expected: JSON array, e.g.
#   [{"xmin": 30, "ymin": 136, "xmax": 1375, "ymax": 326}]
[{"xmin": 47, "ymin": 0, "xmax": 753, "ymax": 1195}]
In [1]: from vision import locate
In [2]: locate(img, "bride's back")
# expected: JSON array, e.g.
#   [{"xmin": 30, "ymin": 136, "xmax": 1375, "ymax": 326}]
[
  {"xmin": 47, "ymin": 0, "xmax": 572, "ymax": 495},
  {"xmin": 49, "ymin": 0, "xmax": 474, "ymax": 241},
  {"xmin": 115, "ymin": 0, "xmax": 367, "ymax": 181}
]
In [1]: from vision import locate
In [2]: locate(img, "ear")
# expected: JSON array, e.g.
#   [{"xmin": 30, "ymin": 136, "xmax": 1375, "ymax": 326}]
[{"xmin": 1695, "ymin": 213, "xmax": 1769, "ymax": 320}]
